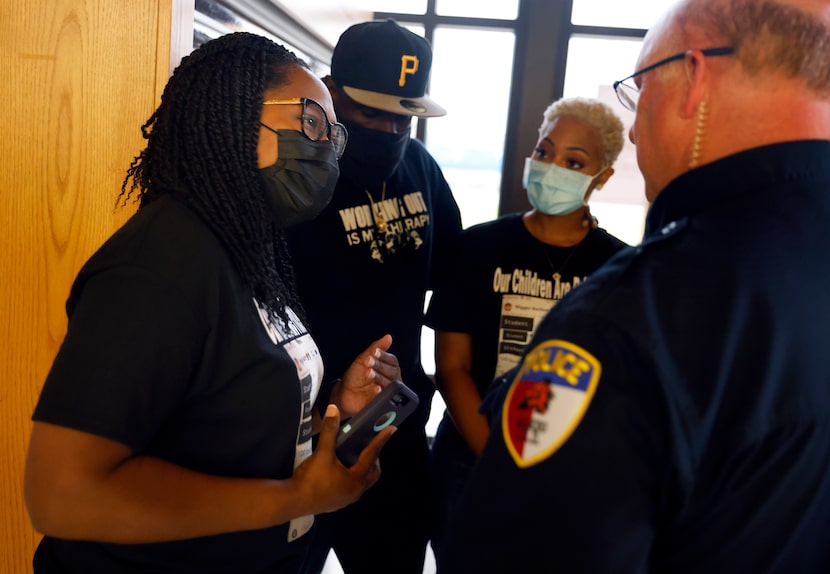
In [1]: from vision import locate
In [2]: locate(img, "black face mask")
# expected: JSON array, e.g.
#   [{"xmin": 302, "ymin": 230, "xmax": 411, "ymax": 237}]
[
  {"xmin": 337, "ymin": 120, "xmax": 410, "ymax": 188},
  {"xmin": 258, "ymin": 130, "xmax": 339, "ymax": 229}
]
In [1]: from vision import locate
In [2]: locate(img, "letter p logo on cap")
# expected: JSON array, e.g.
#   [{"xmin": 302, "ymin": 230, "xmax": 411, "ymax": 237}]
[{"xmin": 399, "ymin": 55, "xmax": 419, "ymax": 87}]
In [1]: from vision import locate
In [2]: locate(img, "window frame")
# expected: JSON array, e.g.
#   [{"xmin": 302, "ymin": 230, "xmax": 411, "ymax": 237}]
[{"xmin": 376, "ymin": 0, "xmax": 648, "ymax": 215}]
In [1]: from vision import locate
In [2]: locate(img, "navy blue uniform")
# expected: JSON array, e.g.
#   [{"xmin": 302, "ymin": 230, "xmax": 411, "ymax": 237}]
[{"xmin": 439, "ymin": 141, "xmax": 830, "ymax": 573}]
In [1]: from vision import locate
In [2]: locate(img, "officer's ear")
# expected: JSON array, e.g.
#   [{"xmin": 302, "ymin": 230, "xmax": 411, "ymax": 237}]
[{"xmin": 679, "ymin": 50, "xmax": 707, "ymax": 120}]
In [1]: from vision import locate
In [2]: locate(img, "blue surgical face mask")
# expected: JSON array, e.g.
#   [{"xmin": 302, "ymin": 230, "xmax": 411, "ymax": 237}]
[{"xmin": 522, "ymin": 158, "xmax": 602, "ymax": 215}]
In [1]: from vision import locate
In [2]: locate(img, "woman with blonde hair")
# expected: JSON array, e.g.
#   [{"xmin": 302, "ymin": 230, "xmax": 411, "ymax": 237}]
[{"xmin": 426, "ymin": 96, "xmax": 628, "ymax": 557}]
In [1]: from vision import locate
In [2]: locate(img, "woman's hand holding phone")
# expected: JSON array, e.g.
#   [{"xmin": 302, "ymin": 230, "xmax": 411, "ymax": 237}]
[
  {"xmin": 331, "ymin": 334, "xmax": 402, "ymax": 418},
  {"xmin": 292, "ymin": 404, "xmax": 394, "ymax": 516},
  {"xmin": 334, "ymin": 381, "xmax": 418, "ymax": 466}
]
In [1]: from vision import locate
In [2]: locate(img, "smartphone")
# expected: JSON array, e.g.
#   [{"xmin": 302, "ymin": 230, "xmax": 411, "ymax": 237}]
[{"xmin": 335, "ymin": 380, "xmax": 419, "ymax": 466}]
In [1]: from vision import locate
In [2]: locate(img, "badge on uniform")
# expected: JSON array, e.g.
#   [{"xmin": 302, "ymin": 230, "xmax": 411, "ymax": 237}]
[{"xmin": 502, "ymin": 339, "xmax": 601, "ymax": 468}]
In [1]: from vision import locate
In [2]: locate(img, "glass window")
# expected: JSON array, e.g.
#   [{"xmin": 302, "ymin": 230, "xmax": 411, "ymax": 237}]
[
  {"xmin": 419, "ymin": 27, "xmax": 514, "ymax": 415},
  {"xmin": 571, "ymin": 0, "xmax": 680, "ymax": 29},
  {"xmin": 563, "ymin": 35, "xmax": 648, "ymax": 246},
  {"xmin": 426, "ymin": 26, "xmax": 515, "ymax": 229},
  {"xmin": 564, "ymin": 35, "xmax": 643, "ymax": 99},
  {"xmin": 436, "ymin": 0, "xmax": 519, "ymax": 20}
]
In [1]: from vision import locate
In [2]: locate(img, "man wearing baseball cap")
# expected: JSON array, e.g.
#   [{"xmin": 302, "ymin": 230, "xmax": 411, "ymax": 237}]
[
  {"xmin": 286, "ymin": 19, "xmax": 462, "ymax": 574},
  {"xmin": 329, "ymin": 18, "xmax": 446, "ymax": 118}
]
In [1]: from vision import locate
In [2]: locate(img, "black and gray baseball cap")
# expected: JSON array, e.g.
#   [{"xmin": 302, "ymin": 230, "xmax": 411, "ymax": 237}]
[{"xmin": 331, "ymin": 19, "xmax": 447, "ymax": 118}]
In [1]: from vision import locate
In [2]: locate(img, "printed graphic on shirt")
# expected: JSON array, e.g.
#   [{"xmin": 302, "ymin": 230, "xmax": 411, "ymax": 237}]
[
  {"xmin": 338, "ymin": 191, "xmax": 429, "ymax": 263},
  {"xmin": 495, "ymin": 295, "xmax": 555, "ymax": 379},
  {"xmin": 492, "ymin": 268, "xmax": 586, "ymax": 379},
  {"xmin": 255, "ymin": 302, "xmax": 323, "ymax": 541},
  {"xmin": 502, "ymin": 339, "xmax": 600, "ymax": 468}
]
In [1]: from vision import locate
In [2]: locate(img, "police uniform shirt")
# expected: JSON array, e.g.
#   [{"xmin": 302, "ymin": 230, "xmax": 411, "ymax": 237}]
[{"xmin": 438, "ymin": 141, "xmax": 830, "ymax": 574}]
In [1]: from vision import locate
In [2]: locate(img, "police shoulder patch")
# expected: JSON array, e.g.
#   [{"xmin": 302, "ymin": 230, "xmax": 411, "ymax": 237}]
[{"xmin": 502, "ymin": 339, "xmax": 601, "ymax": 468}]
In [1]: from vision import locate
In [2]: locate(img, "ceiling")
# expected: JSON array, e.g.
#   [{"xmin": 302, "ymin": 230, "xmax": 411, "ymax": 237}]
[{"xmin": 273, "ymin": 0, "xmax": 375, "ymax": 47}]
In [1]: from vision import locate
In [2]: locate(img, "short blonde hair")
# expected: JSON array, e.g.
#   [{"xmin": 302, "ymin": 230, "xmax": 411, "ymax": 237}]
[{"xmin": 542, "ymin": 97, "xmax": 625, "ymax": 168}]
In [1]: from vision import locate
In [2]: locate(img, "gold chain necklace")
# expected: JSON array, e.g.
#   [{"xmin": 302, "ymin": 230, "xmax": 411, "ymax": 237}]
[
  {"xmin": 541, "ymin": 240, "xmax": 583, "ymax": 277},
  {"xmin": 365, "ymin": 182, "xmax": 388, "ymax": 235}
]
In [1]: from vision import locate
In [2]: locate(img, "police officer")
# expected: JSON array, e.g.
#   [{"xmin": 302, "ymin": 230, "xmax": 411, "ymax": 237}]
[{"xmin": 438, "ymin": 0, "xmax": 830, "ymax": 571}]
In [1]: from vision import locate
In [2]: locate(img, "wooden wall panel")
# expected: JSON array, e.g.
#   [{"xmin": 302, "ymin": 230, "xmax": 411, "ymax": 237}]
[{"xmin": 0, "ymin": 1, "xmax": 186, "ymax": 571}]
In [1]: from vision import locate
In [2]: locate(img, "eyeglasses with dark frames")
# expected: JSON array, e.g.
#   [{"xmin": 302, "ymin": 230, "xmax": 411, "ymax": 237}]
[
  {"xmin": 613, "ymin": 46, "xmax": 734, "ymax": 112},
  {"xmin": 261, "ymin": 97, "xmax": 348, "ymax": 158}
]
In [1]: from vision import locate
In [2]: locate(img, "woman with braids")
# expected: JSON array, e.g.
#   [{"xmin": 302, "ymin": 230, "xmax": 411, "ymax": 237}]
[{"xmin": 24, "ymin": 32, "xmax": 400, "ymax": 573}]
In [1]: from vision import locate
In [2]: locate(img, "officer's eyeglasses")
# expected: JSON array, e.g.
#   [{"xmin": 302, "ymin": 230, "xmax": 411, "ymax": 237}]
[
  {"xmin": 613, "ymin": 46, "xmax": 734, "ymax": 112},
  {"xmin": 262, "ymin": 97, "xmax": 348, "ymax": 158}
]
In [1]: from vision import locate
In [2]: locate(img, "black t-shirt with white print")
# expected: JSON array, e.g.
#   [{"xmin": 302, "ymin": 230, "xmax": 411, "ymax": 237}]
[
  {"xmin": 427, "ymin": 212, "xmax": 628, "ymax": 396},
  {"xmin": 32, "ymin": 196, "xmax": 321, "ymax": 573}
]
